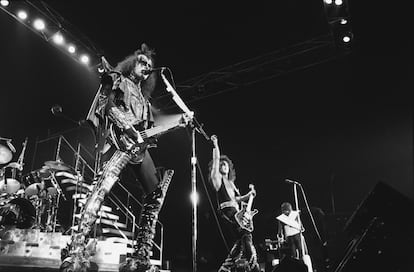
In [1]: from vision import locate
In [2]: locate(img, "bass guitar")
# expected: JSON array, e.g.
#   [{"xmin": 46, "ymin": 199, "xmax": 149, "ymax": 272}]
[{"xmin": 110, "ymin": 112, "xmax": 192, "ymax": 163}]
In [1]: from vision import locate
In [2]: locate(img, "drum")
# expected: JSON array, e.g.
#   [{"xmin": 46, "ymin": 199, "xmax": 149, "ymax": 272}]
[
  {"xmin": 0, "ymin": 177, "xmax": 21, "ymax": 194},
  {"xmin": 0, "ymin": 197, "xmax": 36, "ymax": 229},
  {"xmin": 22, "ymin": 170, "xmax": 43, "ymax": 187}
]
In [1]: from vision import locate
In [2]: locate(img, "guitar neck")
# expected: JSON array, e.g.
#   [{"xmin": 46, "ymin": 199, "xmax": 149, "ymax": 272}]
[
  {"xmin": 246, "ymin": 194, "xmax": 254, "ymax": 211},
  {"xmin": 245, "ymin": 185, "xmax": 255, "ymax": 211},
  {"xmin": 140, "ymin": 121, "xmax": 180, "ymax": 139}
]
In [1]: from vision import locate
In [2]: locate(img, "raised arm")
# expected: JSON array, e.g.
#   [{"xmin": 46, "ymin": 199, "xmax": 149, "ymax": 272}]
[{"xmin": 210, "ymin": 135, "xmax": 222, "ymax": 191}]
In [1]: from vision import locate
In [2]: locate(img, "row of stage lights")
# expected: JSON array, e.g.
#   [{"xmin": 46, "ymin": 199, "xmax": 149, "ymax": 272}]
[
  {"xmin": 323, "ymin": 0, "xmax": 353, "ymax": 48},
  {"xmin": 1, "ymin": 0, "xmax": 92, "ymax": 66},
  {"xmin": 324, "ymin": 0, "xmax": 344, "ymax": 5}
]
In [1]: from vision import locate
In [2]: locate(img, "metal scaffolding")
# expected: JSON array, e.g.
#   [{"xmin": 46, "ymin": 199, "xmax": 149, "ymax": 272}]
[{"xmin": 153, "ymin": 33, "xmax": 350, "ymax": 111}]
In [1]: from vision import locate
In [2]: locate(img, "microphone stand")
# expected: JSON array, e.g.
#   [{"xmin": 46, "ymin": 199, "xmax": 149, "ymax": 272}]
[
  {"xmin": 160, "ymin": 70, "xmax": 210, "ymax": 272},
  {"xmin": 292, "ymin": 183, "xmax": 306, "ymax": 256},
  {"xmin": 289, "ymin": 179, "xmax": 319, "ymax": 272}
]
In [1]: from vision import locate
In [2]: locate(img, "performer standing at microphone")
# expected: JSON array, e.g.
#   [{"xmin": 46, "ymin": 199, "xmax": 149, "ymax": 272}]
[
  {"xmin": 209, "ymin": 135, "xmax": 260, "ymax": 272},
  {"xmin": 60, "ymin": 43, "xmax": 189, "ymax": 272},
  {"xmin": 276, "ymin": 202, "xmax": 305, "ymax": 260}
]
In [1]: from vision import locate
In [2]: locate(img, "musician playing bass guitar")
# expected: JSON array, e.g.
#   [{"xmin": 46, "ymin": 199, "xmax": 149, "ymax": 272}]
[
  {"xmin": 209, "ymin": 135, "xmax": 260, "ymax": 272},
  {"xmin": 60, "ymin": 43, "xmax": 191, "ymax": 272}
]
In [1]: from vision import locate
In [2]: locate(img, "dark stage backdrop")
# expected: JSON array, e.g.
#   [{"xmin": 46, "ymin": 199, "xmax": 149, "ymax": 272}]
[{"xmin": 0, "ymin": 1, "xmax": 412, "ymax": 271}]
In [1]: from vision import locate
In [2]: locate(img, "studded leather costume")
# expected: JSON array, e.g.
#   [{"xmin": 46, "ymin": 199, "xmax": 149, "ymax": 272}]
[{"xmin": 60, "ymin": 75, "xmax": 167, "ymax": 272}]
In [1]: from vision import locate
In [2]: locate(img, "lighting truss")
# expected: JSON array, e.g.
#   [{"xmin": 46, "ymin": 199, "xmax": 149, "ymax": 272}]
[
  {"xmin": 153, "ymin": 33, "xmax": 350, "ymax": 111},
  {"xmin": 0, "ymin": 0, "xmax": 102, "ymax": 68}
]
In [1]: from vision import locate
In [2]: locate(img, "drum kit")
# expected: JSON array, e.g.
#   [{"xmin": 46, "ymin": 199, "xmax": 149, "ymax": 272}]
[{"xmin": 0, "ymin": 139, "xmax": 90, "ymax": 232}]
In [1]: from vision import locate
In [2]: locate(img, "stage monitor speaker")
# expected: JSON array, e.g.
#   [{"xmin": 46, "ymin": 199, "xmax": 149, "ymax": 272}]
[
  {"xmin": 343, "ymin": 181, "xmax": 413, "ymax": 237},
  {"xmin": 333, "ymin": 181, "xmax": 414, "ymax": 272}
]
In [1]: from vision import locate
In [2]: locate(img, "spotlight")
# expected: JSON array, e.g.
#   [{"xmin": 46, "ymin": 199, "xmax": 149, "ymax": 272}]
[
  {"xmin": 324, "ymin": 0, "xmax": 333, "ymax": 4},
  {"xmin": 68, "ymin": 45, "xmax": 76, "ymax": 54},
  {"xmin": 342, "ymin": 35, "xmax": 351, "ymax": 43},
  {"xmin": 334, "ymin": 0, "xmax": 343, "ymax": 5},
  {"xmin": 17, "ymin": 10, "xmax": 28, "ymax": 20},
  {"xmin": 190, "ymin": 191, "xmax": 199, "ymax": 205},
  {"xmin": 80, "ymin": 54, "xmax": 90, "ymax": 64},
  {"xmin": 33, "ymin": 19, "xmax": 45, "ymax": 30},
  {"xmin": 0, "ymin": 0, "xmax": 9, "ymax": 7},
  {"xmin": 340, "ymin": 18, "xmax": 348, "ymax": 25},
  {"xmin": 52, "ymin": 33, "xmax": 64, "ymax": 45},
  {"xmin": 342, "ymin": 32, "xmax": 353, "ymax": 43}
]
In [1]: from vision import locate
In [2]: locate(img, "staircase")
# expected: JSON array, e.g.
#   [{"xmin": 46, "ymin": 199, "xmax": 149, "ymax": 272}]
[
  {"xmin": 67, "ymin": 170, "xmax": 167, "ymax": 267},
  {"xmin": 37, "ymin": 135, "xmax": 167, "ymax": 268}
]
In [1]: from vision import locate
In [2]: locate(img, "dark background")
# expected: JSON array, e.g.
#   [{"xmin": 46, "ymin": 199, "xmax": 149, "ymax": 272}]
[{"xmin": 0, "ymin": 0, "xmax": 412, "ymax": 271}]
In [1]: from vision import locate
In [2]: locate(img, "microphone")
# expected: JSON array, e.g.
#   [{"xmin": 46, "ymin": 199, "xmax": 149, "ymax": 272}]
[
  {"xmin": 51, "ymin": 105, "xmax": 82, "ymax": 126},
  {"xmin": 142, "ymin": 67, "xmax": 166, "ymax": 75},
  {"xmin": 51, "ymin": 104, "xmax": 63, "ymax": 115},
  {"xmin": 285, "ymin": 179, "xmax": 301, "ymax": 185}
]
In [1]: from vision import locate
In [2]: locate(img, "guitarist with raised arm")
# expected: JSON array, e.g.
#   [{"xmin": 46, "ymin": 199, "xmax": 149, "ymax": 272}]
[
  {"xmin": 209, "ymin": 135, "xmax": 260, "ymax": 272},
  {"xmin": 60, "ymin": 44, "xmax": 191, "ymax": 272}
]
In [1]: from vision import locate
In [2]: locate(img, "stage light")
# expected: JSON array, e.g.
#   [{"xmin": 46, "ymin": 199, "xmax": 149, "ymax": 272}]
[
  {"xmin": 334, "ymin": 0, "xmax": 343, "ymax": 5},
  {"xmin": 340, "ymin": 18, "xmax": 348, "ymax": 25},
  {"xmin": 324, "ymin": 0, "xmax": 332, "ymax": 4},
  {"xmin": 80, "ymin": 54, "xmax": 90, "ymax": 64},
  {"xmin": 0, "ymin": 0, "xmax": 9, "ymax": 7},
  {"xmin": 17, "ymin": 10, "xmax": 28, "ymax": 20},
  {"xmin": 52, "ymin": 33, "xmax": 64, "ymax": 45},
  {"xmin": 33, "ymin": 19, "xmax": 45, "ymax": 31},
  {"xmin": 68, "ymin": 45, "xmax": 76, "ymax": 54},
  {"xmin": 342, "ymin": 32, "xmax": 353, "ymax": 43},
  {"xmin": 190, "ymin": 191, "xmax": 199, "ymax": 205}
]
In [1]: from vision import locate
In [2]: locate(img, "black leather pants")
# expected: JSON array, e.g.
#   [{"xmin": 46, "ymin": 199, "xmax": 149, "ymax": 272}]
[{"xmin": 218, "ymin": 207, "xmax": 260, "ymax": 272}]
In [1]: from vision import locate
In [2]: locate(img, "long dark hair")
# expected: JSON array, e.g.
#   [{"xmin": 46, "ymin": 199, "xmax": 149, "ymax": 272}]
[
  {"xmin": 208, "ymin": 154, "xmax": 237, "ymax": 183},
  {"xmin": 114, "ymin": 43, "xmax": 157, "ymax": 99}
]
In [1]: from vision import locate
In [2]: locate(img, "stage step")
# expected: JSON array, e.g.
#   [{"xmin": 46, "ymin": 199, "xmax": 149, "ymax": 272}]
[
  {"xmin": 75, "ymin": 202, "xmax": 113, "ymax": 213},
  {"xmin": 97, "ymin": 218, "xmax": 127, "ymax": 228},
  {"xmin": 74, "ymin": 211, "xmax": 119, "ymax": 221},
  {"xmin": 101, "ymin": 228, "xmax": 134, "ymax": 238}
]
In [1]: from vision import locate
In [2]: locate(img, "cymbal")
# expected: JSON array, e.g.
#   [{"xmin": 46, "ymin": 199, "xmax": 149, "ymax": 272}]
[
  {"xmin": 0, "ymin": 178, "xmax": 21, "ymax": 194},
  {"xmin": 0, "ymin": 144, "xmax": 12, "ymax": 164},
  {"xmin": 44, "ymin": 160, "xmax": 74, "ymax": 171},
  {"xmin": 5, "ymin": 162, "xmax": 22, "ymax": 170}
]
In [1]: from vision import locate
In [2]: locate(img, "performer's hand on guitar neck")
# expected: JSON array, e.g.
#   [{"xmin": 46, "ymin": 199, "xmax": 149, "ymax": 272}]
[
  {"xmin": 125, "ymin": 126, "xmax": 144, "ymax": 143},
  {"xmin": 248, "ymin": 184, "xmax": 256, "ymax": 198}
]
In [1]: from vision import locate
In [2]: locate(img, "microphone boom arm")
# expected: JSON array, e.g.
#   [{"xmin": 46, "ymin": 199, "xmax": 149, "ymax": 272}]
[
  {"xmin": 160, "ymin": 71, "xmax": 212, "ymax": 141},
  {"xmin": 160, "ymin": 72, "xmax": 192, "ymax": 115}
]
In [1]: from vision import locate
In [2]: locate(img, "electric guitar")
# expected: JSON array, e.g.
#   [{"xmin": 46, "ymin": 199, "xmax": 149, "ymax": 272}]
[
  {"xmin": 110, "ymin": 113, "xmax": 192, "ymax": 163},
  {"xmin": 234, "ymin": 184, "xmax": 258, "ymax": 232}
]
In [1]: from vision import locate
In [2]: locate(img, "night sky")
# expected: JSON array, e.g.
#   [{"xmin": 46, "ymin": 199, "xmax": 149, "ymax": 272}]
[{"xmin": 0, "ymin": 0, "xmax": 412, "ymax": 271}]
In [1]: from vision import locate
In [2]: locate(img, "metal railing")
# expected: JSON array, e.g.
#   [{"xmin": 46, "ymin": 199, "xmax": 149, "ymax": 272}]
[{"xmin": 34, "ymin": 134, "xmax": 164, "ymax": 266}]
